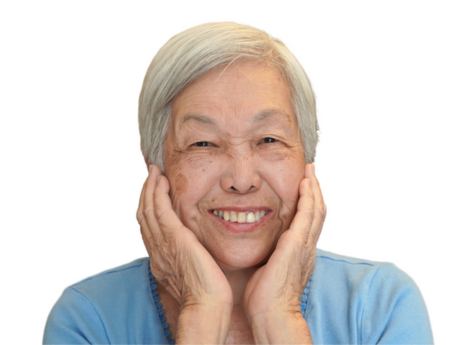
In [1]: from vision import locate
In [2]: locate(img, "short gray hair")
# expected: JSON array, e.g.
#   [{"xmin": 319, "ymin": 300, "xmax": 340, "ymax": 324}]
[{"xmin": 139, "ymin": 22, "xmax": 318, "ymax": 172}]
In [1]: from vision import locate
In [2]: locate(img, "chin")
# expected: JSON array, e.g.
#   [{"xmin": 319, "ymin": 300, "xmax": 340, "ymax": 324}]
[{"xmin": 208, "ymin": 239, "xmax": 276, "ymax": 271}]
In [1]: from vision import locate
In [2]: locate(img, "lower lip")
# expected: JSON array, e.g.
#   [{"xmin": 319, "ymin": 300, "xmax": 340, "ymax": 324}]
[{"xmin": 208, "ymin": 211, "xmax": 271, "ymax": 234}]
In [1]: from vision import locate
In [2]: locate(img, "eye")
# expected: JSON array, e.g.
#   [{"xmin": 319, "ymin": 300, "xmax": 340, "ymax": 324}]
[
  {"xmin": 260, "ymin": 137, "xmax": 277, "ymax": 144},
  {"xmin": 194, "ymin": 141, "xmax": 213, "ymax": 147}
]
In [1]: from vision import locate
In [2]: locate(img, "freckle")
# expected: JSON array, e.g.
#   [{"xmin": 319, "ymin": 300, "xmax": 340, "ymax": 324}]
[
  {"xmin": 172, "ymin": 173, "xmax": 188, "ymax": 195},
  {"xmin": 202, "ymin": 169, "xmax": 205, "ymax": 172}
]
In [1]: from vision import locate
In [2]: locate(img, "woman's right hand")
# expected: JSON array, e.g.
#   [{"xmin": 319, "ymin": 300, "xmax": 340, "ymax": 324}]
[{"xmin": 136, "ymin": 164, "xmax": 232, "ymax": 343}]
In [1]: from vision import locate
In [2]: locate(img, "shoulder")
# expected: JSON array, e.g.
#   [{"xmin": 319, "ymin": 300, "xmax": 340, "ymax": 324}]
[
  {"xmin": 44, "ymin": 258, "xmax": 167, "ymax": 345},
  {"xmin": 312, "ymin": 248, "xmax": 424, "ymax": 316},
  {"xmin": 314, "ymin": 248, "xmax": 408, "ymax": 282},
  {"xmin": 315, "ymin": 248, "xmax": 394, "ymax": 268},
  {"xmin": 313, "ymin": 249, "xmax": 422, "ymax": 303},
  {"xmin": 307, "ymin": 249, "xmax": 433, "ymax": 344},
  {"xmin": 68, "ymin": 257, "xmax": 150, "ymax": 298}
]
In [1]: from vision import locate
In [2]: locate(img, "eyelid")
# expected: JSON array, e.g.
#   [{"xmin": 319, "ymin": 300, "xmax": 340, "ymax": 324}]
[
  {"xmin": 193, "ymin": 141, "xmax": 213, "ymax": 147},
  {"xmin": 259, "ymin": 137, "xmax": 278, "ymax": 144}
]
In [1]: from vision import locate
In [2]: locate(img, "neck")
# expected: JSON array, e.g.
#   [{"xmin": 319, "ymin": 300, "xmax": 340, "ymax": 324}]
[
  {"xmin": 219, "ymin": 265, "xmax": 259, "ymax": 344},
  {"xmin": 222, "ymin": 265, "xmax": 258, "ymax": 306}
]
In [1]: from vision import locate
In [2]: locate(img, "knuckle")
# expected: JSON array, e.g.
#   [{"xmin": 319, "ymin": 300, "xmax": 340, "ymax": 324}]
[
  {"xmin": 153, "ymin": 235, "xmax": 163, "ymax": 249},
  {"xmin": 136, "ymin": 209, "xmax": 144, "ymax": 224},
  {"xmin": 162, "ymin": 230, "xmax": 175, "ymax": 244},
  {"xmin": 322, "ymin": 204, "xmax": 327, "ymax": 217},
  {"xmin": 154, "ymin": 208, "xmax": 166, "ymax": 225},
  {"xmin": 143, "ymin": 234, "xmax": 154, "ymax": 250},
  {"xmin": 315, "ymin": 204, "xmax": 327, "ymax": 221},
  {"xmin": 145, "ymin": 233, "xmax": 162, "ymax": 251},
  {"xmin": 143, "ymin": 206, "xmax": 154, "ymax": 220}
]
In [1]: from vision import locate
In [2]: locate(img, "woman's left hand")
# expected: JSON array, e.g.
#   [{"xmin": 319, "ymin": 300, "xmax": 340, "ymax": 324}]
[{"xmin": 243, "ymin": 164, "xmax": 326, "ymax": 344}]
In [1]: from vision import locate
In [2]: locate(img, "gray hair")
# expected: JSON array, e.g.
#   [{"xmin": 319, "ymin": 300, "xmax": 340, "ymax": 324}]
[{"xmin": 139, "ymin": 22, "xmax": 318, "ymax": 172}]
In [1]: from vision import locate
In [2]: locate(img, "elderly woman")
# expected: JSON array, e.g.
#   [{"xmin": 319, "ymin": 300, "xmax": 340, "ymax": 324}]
[{"xmin": 44, "ymin": 23, "xmax": 433, "ymax": 344}]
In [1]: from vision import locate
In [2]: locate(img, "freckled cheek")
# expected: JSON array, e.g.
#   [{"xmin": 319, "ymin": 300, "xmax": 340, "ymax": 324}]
[{"xmin": 166, "ymin": 154, "xmax": 223, "ymax": 211}]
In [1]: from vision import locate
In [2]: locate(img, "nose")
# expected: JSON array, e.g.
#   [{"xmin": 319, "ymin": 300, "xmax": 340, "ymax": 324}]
[{"xmin": 220, "ymin": 153, "xmax": 262, "ymax": 193}]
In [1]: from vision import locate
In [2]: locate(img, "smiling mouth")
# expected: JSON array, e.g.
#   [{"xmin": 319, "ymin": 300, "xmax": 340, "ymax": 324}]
[{"xmin": 211, "ymin": 209, "xmax": 269, "ymax": 224}]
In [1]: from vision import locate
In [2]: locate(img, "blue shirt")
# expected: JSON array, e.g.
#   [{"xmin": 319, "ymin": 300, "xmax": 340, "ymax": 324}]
[{"xmin": 43, "ymin": 249, "xmax": 433, "ymax": 344}]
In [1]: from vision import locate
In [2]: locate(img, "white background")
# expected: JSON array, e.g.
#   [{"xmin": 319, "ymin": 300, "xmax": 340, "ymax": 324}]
[{"xmin": 1, "ymin": 1, "xmax": 459, "ymax": 344}]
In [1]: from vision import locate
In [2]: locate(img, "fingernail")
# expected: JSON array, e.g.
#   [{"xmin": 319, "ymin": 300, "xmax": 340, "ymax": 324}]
[
  {"xmin": 311, "ymin": 164, "xmax": 315, "ymax": 174},
  {"xmin": 156, "ymin": 175, "xmax": 161, "ymax": 184}
]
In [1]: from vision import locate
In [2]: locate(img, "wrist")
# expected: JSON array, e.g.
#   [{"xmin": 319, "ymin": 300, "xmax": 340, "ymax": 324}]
[
  {"xmin": 250, "ymin": 310, "xmax": 312, "ymax": 345},
  {"xmin": 176, "ymin": 302, "xmax": 232, "ymax": 344}
]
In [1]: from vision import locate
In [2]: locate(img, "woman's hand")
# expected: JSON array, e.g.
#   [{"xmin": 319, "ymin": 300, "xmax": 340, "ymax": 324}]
[
  {"xmin": 243, "ymin": 164, "xmax": 326, "ymax": 344},
  {"xmin": 137, "ymin": 164, "xmax": 232, "ymax": 343}
]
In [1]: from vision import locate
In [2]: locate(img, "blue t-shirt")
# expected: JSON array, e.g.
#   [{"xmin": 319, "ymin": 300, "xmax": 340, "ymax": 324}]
[{"xmin": 43, "ymin": 249, "xmax": 433, "ymax": 344}]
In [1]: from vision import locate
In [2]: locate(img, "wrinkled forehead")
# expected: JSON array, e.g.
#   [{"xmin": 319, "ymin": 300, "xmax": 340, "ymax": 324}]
[{"xmin": 168, "ymin": 62, "xmax": 297, "ymax": 135}]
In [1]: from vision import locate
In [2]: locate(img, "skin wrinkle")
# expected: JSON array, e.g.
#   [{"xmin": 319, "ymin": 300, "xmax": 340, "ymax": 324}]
[
  {"xmin": 166, "ymin": 63, "xmax": 304, "ymax": 268},
  {"xmin": 180, "ymin": 108, "xmax": 292, "ymax": 128},
  {"xmin": 160, "ymin": 61, "xmax": 306, "ymax": 343}
]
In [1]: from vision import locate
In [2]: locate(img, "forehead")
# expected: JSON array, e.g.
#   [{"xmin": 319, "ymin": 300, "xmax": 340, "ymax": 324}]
[{"xmin": 170, "ymin": 61, "xmax": 296, "ymax": 129}]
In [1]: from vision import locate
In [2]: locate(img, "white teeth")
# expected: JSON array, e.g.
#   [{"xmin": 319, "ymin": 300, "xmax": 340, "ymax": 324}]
[{"xmin": 212, "ymin": 209, "xmax": 268, "ymax": 223}]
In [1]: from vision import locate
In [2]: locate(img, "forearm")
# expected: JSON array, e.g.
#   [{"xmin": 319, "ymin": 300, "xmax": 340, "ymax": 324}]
[
  {"xmin": 251, "ymin": 311, "xmax": 313, "ymax": 345},
  {"xmin": 176, "ymin": 302, "xmax": 232, "ymax": 344}
]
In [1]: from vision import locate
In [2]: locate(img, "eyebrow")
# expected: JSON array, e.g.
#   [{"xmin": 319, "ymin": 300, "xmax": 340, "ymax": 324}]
[
  {"xmin": 252, "ymin": 108, "xmax": 289, "ymax": 122},
  {"xmin": 179, "ymin": 108, "xmax": 289, "ymax": 127},
  {"xmin": 179, "ymin": 113, "xmax": 218, "ymax": 127}
]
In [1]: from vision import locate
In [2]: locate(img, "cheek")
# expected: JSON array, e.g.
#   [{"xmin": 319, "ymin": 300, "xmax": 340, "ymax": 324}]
[
  {"xmin": 260, "ymin": 154, "xmax": 304, "ymax": 219},
  {"xmin": 165, "ymin": 151, "xmax": 221, "ymax": 210},
  {"xmin": 170, "ymin": 172, "xmax": 188, "ymax": 195}
]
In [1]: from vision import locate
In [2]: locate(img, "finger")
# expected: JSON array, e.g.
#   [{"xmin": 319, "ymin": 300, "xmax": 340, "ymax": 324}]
[
  {"xmin": 305, "ymin": 164, "xmax": 325, "ymax": 208},
  {"xmin": 289, "ymin": 177, "xmax": 315, "ymax": 237},
  {"xmin": 305, "ymin": 164, "xmax": 327, "ymax": 243},
  {"xmin": 154, "ymin": 174, "xmax": 186, "ymax": 234},
  {"xmin": 140, "ymin": 164, "xmax": 163, "ymax": 239},
  {"xmin": 136, "ymin": 178, "xmax": 147, "ymax": 224}
]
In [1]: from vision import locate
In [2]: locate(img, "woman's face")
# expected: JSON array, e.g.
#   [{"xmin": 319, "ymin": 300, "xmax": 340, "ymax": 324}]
[{"xmin": 164, "ymin": 61, "xmax": 305, "ymax": 272}]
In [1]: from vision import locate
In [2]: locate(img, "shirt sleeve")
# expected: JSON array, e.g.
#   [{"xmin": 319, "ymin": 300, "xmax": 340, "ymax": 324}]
[
  {"xmin": 360, "ymin": 263, "xmax": 434, "ymax": 345},
  {"xmin": 43, "ymin": 287, "xmax": 111, "ymax": 345}
]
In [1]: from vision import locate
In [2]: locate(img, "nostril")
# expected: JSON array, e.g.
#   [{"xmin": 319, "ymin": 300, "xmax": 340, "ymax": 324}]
[{"xmin": 229, "ymin": 185, "xmax": 255, "ymax": 193}]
